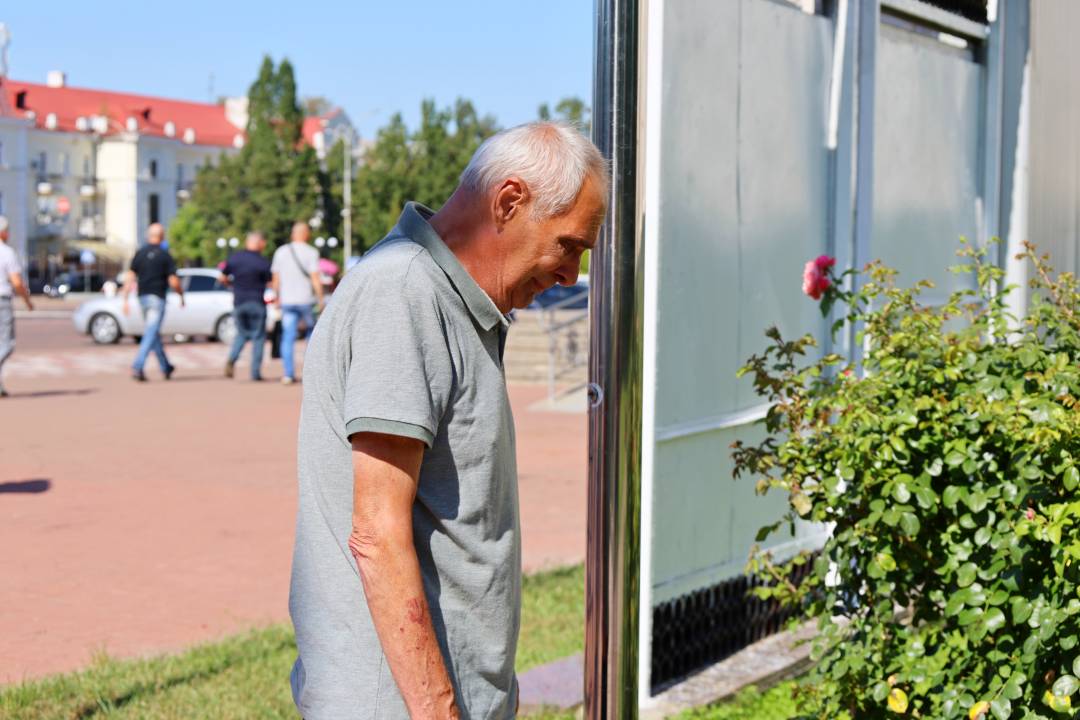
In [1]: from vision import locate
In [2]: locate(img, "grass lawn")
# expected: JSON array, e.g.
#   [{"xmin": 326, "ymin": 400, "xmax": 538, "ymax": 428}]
[
  {"xmin": 676, "ymin": 682, "xmax": 799, "ymax": 719},
  {"xmin": 1, "ymin": 565, "xmax": 585, "ymax": 719},
  {"xmin": 1, "ymin": 563, "xmax": 794, "ymax": 719}
]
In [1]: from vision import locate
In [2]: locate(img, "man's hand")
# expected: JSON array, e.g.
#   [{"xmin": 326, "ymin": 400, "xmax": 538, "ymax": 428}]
[
  {"xmin": 10, "ymin": 273, "xmax": 33, "ymax": 311},
  {"xmin": 350, "ymin": 432, "xmax": 461, "ymax": 720}
]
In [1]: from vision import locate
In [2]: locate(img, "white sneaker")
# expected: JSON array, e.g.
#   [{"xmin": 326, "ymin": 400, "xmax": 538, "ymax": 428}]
[{"xmin": 281, "ymin": 376, "xmax": 295, "ymax": 386}]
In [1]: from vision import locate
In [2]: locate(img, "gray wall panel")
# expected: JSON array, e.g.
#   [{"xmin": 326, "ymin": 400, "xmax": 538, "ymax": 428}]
[
  {"xmin": 650, "ymin": 0, "xmax": 831, "ymax": 600},
  {"xmin": 872, "ymin": 25, "xmax": 982, "ymax": 296}
]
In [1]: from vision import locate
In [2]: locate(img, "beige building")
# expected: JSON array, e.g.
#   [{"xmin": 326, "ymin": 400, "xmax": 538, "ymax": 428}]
[{"xmin": 0, "ymin": 71, "xmax": 246, "ymax": 281}]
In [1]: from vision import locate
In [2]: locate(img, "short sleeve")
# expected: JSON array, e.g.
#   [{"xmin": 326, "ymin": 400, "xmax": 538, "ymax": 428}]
[
  {"xmin": 343, "ymin": 275, "xmax": 454, "ymax": 448},
  {"xmin": 130, "ymin": 251, "xmax": 143, "ymax": 274},
  {"xmin": 306, "ymin": 247, "xmax": 319, "ymax": 273},
  {"xmin": 1, "ymin": 248, "xmax": 21, "ymax": 277},
  {"xmin": 270, "ymin": 249, "xmax": 282, "ymax": 273},
  {"xmin": 222, "ymin": 257, "xmax": 234, "ymax": 277},
  {"xmin": 166, "ymin": 254, "xmax": 177, "ymax": 276}
]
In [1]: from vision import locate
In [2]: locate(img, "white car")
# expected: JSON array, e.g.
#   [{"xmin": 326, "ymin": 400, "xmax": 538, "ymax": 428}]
[{"xmin": 72, "ymin": 268, "xmax": 275, "ymax": 345}]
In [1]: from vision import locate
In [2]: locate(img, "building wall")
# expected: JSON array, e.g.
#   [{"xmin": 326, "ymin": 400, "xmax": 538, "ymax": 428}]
[
  {"xmin": 96, "ymin": 137, "xmax": 138, "ymax": 252},
  {"xmin": 0, "ymin": 117, "xmax": 29, "ymax": 262},
  {"xmin": 1028, "ymin": 0, "xmax": 1080, "ymax": 276}
]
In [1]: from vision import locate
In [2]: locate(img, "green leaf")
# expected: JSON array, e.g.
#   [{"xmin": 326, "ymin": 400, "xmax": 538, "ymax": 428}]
[
  {"xmin": 947, "ymin": 450, "xmax": 968, "ymax": 467},
  {"xmin": 990, "ymin": 697, "xmax": 1011, "ymax": 720},
  {"xmin": 915, "ymin": 487, "xmax": 937, "ymax": 510},
  {"xmin": 1012, "ymin": 598, "xmax": 1033, "ymax": 624},
  {"xmin": 967, "ymin": 491, "xmax": 989, "ymax": 513},
  {"xmin": 958, "ymin": 563, "xmax": 978, "ymax": 587},
  {"xmin": 975, "ymin": 527, "xmax": 992, "ymax": 546},
  {"xmin": 900, "ymin": 512, "xmax": 921, "ymax": 537},
  {"xmin": 944, "ymin": 486, "xmax": 965, "ymax": 509},
  {"xmin": 1053, "ymin": 675, "xmax": 1079, "ymax": 698},
  {"xmin": 894, "ymin": 482, "xmax": 912, "ymax": 504},
  {"xmin": 984, "ymin": 607, "xmax": 1006, "ymax": 633},
  {"xmin": 1073, "ymin": 655, "xmax": 1080, "ymax": 678},
  {"xmin": 1066, "ymin": 466, "xmax": 1079, "ymax": 491}
]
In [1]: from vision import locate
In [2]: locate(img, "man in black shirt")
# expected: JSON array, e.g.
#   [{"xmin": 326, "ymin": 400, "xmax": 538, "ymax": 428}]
[
  {"xmin": 220, "ymin": 232, "xmax": 272, "ymax": 381},
  {"xmin": 122, "ymin": 223, "xmax": 185, "ymax": 382}
]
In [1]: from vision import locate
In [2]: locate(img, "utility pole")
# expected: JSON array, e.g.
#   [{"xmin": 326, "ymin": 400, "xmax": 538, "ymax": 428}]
[{"xmin": 343, "ymin": 132, "xmax": 352, "ymax": 264}]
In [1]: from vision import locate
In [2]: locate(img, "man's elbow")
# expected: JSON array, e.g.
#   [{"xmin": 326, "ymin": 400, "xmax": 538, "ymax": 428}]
[{"xmin": 348, "ymin": 521, "xmax": 408, "ymax": 576}]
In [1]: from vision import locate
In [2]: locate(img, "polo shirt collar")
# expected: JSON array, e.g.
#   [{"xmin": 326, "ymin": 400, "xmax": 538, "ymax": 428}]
[{"xmin": 399, "ymin": 202, "xmax": 508, "ymax": 331}]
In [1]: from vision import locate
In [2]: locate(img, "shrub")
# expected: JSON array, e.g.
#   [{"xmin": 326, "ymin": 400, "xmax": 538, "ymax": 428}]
[{"xmin": 734, "ymin": 243, "xmax": 1080, "ymax": 719}]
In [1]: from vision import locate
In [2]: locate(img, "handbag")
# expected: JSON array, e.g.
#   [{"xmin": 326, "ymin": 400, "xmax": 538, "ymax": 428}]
[{"xmin": 269, "ymin": 319, "xmax": 282, "ymax": 359}]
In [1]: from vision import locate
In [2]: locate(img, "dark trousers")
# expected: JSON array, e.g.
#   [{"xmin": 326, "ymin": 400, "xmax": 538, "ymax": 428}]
[{"xmin": 227, "ymin": 301, "xmax": 267, "ymax": 379}]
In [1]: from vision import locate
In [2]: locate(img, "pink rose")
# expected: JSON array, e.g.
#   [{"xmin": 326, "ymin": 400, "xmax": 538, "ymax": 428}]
[
  {"xmin": 802, "ymin": 255, "xmax": 835, "ymax": 300},
  {"xmin": 1026, "ymin": 507, "xmax": 1035, "ymax": 520}
]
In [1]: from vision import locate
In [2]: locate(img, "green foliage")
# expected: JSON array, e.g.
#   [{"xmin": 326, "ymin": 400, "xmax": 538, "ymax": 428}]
[
  {"xmin": 349, "ymin": 99, "xmax": 498, "ymax": 252},
  {"xmin": 679, "ymin": 682, "xmax": 800, "ymax": 719},
  {"xmin": 167, "ymin": 201, "xmax": 214, "ymax": 266},
  {"xmin": 537, "ymin": 96, "xmax": 590, "ymax": 132},
  {"xmin": 177, "ymin": 55, "xmax": 322, "ymax": 255},
  {"xmin": 734, "ymin": 242, "xmax": 1080, "ymax": 719}
]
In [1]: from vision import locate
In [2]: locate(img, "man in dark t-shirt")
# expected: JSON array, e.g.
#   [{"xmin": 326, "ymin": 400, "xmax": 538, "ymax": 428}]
[
  {"xmin": 221, "ymin": 232, "xmax": 272, "ymax": 381},
  {"xmin": 122, "ymin": 223, "xmax": 184, "ymax": 382}
]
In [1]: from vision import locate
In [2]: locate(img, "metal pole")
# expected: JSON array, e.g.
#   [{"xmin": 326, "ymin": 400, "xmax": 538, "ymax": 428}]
[
  {"xmin": 586, "ymin": 0, "xmax": 642, "ymax": 716},
  {"xmin": 343, "ymin": 133, "xmax": 352, "ymax": 263}
]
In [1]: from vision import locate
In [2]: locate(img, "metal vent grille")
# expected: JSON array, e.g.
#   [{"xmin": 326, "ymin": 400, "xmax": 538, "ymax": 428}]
[{"xmin": 650, "ymin": 559, "xmax": 815, "ymax": 692}]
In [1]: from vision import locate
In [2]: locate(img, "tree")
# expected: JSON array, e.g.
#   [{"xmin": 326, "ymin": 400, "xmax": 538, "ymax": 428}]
[
  {"xmin": 302, "ymin": 95, "xmax": 333, "ymax": 117},
  {"xmin": 348, "ymin": 98, "xmax": 498, "ymax": 251},
  {"xmin": 177, "ymin": 55, "xmax": 323, "ymax": 255},
  {"xmin": 538, "ymin": 96, "xmax": 590, "ymax": 133},
  {"xmin": 168, "ymin": 201, "xmax": 213, "ymax": 265}
]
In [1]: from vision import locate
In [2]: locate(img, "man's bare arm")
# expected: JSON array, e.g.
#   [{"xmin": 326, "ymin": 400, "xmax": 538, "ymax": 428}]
[
  {"xmin": 168, "ymin": 275, "xmax": 185, "ymax": 307},
  {"xmin": 120, "ymin": 270, "xmax": 136, "ymax": 315},
  {"xmin": 349, "ymin": 432, "xmax": 459, "ymax": 720},
  {"xmin": 9, "ymin": 272, "xmax": 32, "ymax": 311},
  {"xmin": 309, "ymin": 269, "xmax": 324, "ymax": 310},
  {"xmin": 271, "ymin": 272, "xmax": 281, "ymax": 307}
]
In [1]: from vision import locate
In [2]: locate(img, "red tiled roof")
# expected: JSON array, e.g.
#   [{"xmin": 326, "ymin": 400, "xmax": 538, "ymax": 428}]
[
  {"xmin": 1, "ymin": 79, "xmax": 243, "ymax": 147},
  {"xmin": 301, "ymin": 108, "xmax": 342, "ymax": 146}
]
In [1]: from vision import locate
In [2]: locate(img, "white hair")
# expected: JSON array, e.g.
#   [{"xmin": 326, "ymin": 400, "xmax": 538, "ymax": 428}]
[
  {"xmin": 0, "ymin": 215, "xmax": 8, "ymax": 234},
  {"xmin": 460, "ymin": 121, "xmax": 609, "ymax": 218}
]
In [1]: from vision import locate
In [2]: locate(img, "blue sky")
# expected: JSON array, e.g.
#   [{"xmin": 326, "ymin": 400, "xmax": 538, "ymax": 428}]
[{"xmin": 2, "ymin": 1, "xmax": 594, "ymax": 138}]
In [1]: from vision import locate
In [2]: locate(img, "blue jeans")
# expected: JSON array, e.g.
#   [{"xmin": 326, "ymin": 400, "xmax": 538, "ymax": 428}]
[
  {"xmin": 280, "ymin": 304, "xmax": 315, "ymax": 380},
  {"xmin": 228, "ymin": 301, "xmax": 267, "ymax": 379},
  {"xmin": 133, "ymin": 294, "xmax": 171, "ymax": 373}
]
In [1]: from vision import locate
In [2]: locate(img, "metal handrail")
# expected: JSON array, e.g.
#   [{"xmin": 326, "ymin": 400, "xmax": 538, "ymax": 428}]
[{"xmin": 536, "ymin": 287, "xmax": 591, "ymax": 401}]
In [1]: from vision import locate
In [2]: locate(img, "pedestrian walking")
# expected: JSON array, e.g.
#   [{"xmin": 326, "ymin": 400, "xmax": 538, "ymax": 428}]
[
  {"xmin": 270, "ymin": 221, "xmax": 323, "ymax": 385},
  {"xmin": 122, "ymin": 223, "xmax": 184, "ymax": 382},
  {"xmin": 288, "ymin": 122, "xmax": 608, "ymax": 719},
  {"xmin": 221, "ymin": 232, "xmax": 272, "ymax": 381},
  {"xmin": 0, "ymin": 215, "xmax": 34, "ymax": 398}
]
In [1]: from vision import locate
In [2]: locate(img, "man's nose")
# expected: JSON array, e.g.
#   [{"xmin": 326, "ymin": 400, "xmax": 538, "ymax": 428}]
[{"xmin": 556, "ymin": 259, "xmax": 580, "ymax": 286}]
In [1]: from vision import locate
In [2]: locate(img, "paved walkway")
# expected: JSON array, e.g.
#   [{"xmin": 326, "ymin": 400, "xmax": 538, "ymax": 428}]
[{"xmin": 0, "ymin": 342, "xmax": 586, "ymax": 683}]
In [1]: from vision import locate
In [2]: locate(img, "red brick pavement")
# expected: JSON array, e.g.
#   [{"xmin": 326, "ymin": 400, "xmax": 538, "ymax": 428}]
[{"xmin": 0, "ymin": 350, "xmax": 585, "ymax": 683}]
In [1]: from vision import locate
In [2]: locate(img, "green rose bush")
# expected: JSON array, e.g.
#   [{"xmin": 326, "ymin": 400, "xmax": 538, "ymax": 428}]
[{"xmin": 734, "ymin": 243, "xmax": 1080, "ymax": 719}]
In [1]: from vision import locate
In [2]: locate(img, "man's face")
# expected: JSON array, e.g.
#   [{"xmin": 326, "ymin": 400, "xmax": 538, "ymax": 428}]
[
  {"xmin": 293, "ymin": 224, "xmax": 311, "ymax": 243},
  {"xmin": 501, "ymin": 175, "xmax": 606, "ymax": 310}
]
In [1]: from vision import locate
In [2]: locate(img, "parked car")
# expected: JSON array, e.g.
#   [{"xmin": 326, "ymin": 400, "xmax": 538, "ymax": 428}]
[
  {"xmin": 72, "ymin": 268, "xmax": 272, "ymax": 345},
  {"xmin": 528, "ymin": 279, "xmax": 590, "ymax": 310},
  {"xmin": 43, "ymin": 272, "xmax": 109, "ymax": 298}
]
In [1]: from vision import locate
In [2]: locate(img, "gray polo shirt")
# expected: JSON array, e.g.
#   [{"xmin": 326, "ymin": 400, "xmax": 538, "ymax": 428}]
[{"xmin": 289, "ymin": 203, "xmax": 520, "ymax": 720}]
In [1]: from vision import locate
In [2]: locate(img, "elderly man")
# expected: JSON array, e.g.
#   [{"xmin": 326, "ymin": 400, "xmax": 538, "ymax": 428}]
[
  {"xmin": 289, "ymin": 122, "xmax": 608, "ymax": 719},
  {"xmin": 122, "ymin": 223, "xmax": 184, "ymax": 382},
  {"xmin": 0, "ymin": 215, "xmax": 34, "ymax": 398}
]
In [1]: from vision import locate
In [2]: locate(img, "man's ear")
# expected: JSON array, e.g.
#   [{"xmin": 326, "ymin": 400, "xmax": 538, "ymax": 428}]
[{"xmin": 493, "ymin": 178, "xmax": 529, "ymax": 229}]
